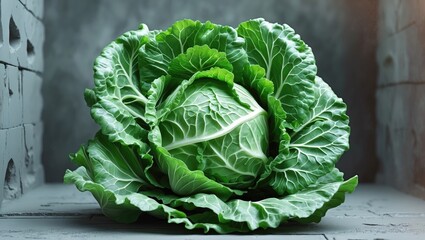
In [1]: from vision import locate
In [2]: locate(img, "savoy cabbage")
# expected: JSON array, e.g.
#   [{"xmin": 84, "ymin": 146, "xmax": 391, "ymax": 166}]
[{"xmin": 64, "ymin": 18, "xmax": 358, "ymax": 233}]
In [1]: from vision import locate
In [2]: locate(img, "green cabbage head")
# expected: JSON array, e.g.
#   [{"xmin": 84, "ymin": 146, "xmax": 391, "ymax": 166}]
[{"xmin": 65, "ymin": 18, "xmax": 358, "ymax": 233}]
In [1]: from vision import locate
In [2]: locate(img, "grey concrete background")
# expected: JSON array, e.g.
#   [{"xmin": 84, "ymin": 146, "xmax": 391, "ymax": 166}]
[
  {"xmin": 1, "ymin": 0, "xmax": 44, "ymax": 205},
  {"xmin": 376, "ymin": 0, "xmax": 425, "ymax": 198},
  {"xmin": 43, "ymin": 0, "xmax": 378, "ymax": 182}
]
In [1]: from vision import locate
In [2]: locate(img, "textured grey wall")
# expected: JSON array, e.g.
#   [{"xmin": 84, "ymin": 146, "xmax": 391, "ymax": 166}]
[
  {"xmin": 376, "ymin": 0, "xmax": 425, "ymax": 198},
  {"xmin": 43, "ymin": 0, "xmax": 377, "ymax": 182},
  {"xmin": 1, "ymin": 0, "xmax": 44, "ymax": 206}
]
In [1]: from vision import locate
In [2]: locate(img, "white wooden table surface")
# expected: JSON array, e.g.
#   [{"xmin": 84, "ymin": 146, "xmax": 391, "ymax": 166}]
[{"xmin": 1, "ymin": 184, "xmax": 425, "ymax": 240}]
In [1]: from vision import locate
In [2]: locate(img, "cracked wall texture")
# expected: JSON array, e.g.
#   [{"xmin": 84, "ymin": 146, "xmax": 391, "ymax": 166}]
[
  {"xmin": 0, "ymin": 0, "xmax": 44, "ymax": 207},
  {"xmin": 376, "ymin": 0, "xmax": 425, "ymax": 198},
  {"xmin": 43, "ymin": 0, "xmax": 378, "ymax": 182}
]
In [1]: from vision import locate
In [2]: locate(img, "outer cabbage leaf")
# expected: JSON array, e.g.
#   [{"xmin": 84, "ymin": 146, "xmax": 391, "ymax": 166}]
[
  {"xmin": 90, "ymin": 97, "xmax": 149, "ymax": 150},
  {"xmin": 237, "ymin": 18, "xmax": 317, "ymax": 127},
  {"xmin": 64, "ymin": 167, "xmax": 245, "ymax": 233},
  {"xmin": 240, "ymin": 64, "xmax": 274, "ymax": 107},
  {"xmin": 268, "ymin": 77, "xmax": 350, "ymax": 195},
  {"xmin": 65, "ymin": 141, "xmax": 357, "ymax": 233},
  {"xmin": 70, "ymin": 132, "xmax": 163, "ymax": 191},
  {"xmin": 90, "ymin": 25, "xmax": 153, "ymax": 146},
  {"xmin": 170, "ymin": 176, "xmax": 357, "ymax": 230}
]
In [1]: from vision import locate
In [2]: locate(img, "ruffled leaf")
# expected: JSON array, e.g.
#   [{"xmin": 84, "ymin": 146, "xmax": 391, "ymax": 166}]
[
  {"xmin": 240, "ymin": 64, "xmax": 274, "ymax": 107},
  {"xmin": 65, "ymin": 154, "xmax": 357, "ymax": 233},
  {"xmin": 140, "ymin": 19, "xmax": 248, "ymax": 83},
  {"xmin": 91, "ymin": 97, "xmax": 149, "ymax": 150},
  {"xmin": 168, "ymin": 45, "xmax": 233, "ymax": 84},
  {"xmin": 268, "ymin": 77, "xmax": 350, "ymax": 195},
  {"xmin": 237, "ymin": 18, "xmax": 317, "ymax": 127},
  {"xmin": 146, "ymin": 173, "xmax": 358, "ymax": 231},
  {"xmin": 91, "ymin": 25, "xmax": 152, "ymax": 142}
]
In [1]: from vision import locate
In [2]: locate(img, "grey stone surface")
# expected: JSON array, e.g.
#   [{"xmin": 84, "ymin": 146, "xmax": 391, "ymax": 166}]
[
  {"xmin": 377, "ymin": 0, "xmax": 425, "ymax": 87},
  {"xmin": 0, "ymin": 65, "xmax": 22, "ymax": 129},
  {"xmin": 376, "ymin": 0, "xmax": 425, "ymax": 198},
  {"xmin": 376, "ymin": 85, "xmax": 425, "ymax": 198},
  {"xmin": 22, "ymin": 3, "xmax": 44, "ymax": 71},
  {"xmin": 22, "ymin": 123, "xmax": 44, "ymax": 193},
  {"xmin": 22, "ymin": 70, "xmax": 42, "ymax": 123},
  {"xmin": 377, "ymin": 24, "xmax": 425, "ymax": 86},
  {"xmin": 0, "ymin": 129, "xmax": 6, "ymax": 205},
  {"xmin": 43, "ymin": 0, "xmax": 378, "ymax": 182},
  {"xmin": 0, "ymin": 64, "xmax": 6, "ymax": 126},
  {"xmin": 0, "ymin": 0, "xmax": 44, "ymax": 206},
  {"xmin": 20, "ymin": 0, "xmax": 44, "ymax": 20},
  {"xmin": 0, "ymin": 0, "xmax": 25, "ymax": 67},
  {"xmin": 2, "ymin": 126, "xmax": 24, "ymax": 204},
  {"xmin": 1, "ymin": 184, "xmax": 425, "ymax": 239},
  {"xmin": 0, "ymin": 0, "xmax": 43, "ymax": 71}
]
